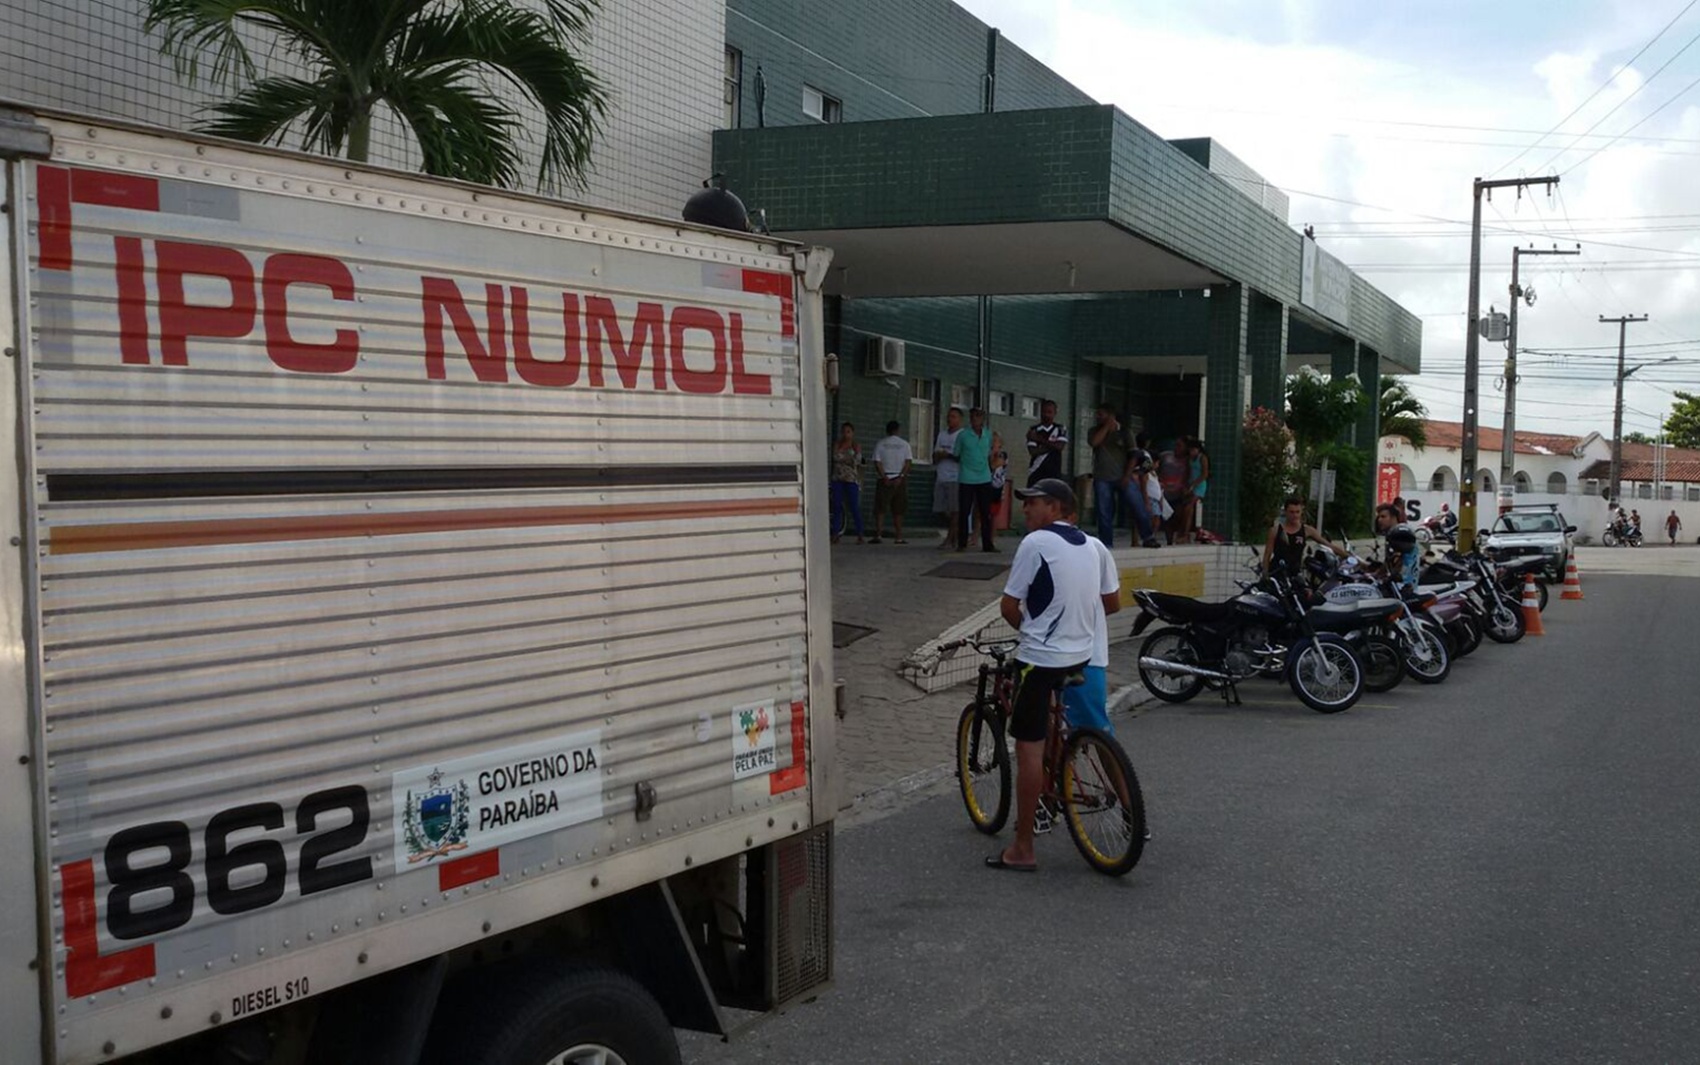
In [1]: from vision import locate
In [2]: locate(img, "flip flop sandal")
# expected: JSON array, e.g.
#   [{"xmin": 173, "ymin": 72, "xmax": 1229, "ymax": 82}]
[{"xmin": 984, "ymin": 854, "xmax": 1037, "ymax": 873}]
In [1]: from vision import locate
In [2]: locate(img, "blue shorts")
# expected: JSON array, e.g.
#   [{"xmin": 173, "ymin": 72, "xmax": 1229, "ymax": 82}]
[{"xmin": 1061, "ymin": 665, "xmax": 1112, "ymax": 735}]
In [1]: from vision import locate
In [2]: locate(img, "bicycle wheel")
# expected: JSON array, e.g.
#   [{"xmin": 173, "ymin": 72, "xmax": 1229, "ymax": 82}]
[
  {"xmin": 1058, "ymin": 727, "xmax": 1146, "ymax": 876},
  {"xmin": 1137, "ymin": 628, "xmax": 1206, "ymax": 703},
  {"xmin": 956, "ymin": 702, "xmax": 1010, "ymax": 834}
]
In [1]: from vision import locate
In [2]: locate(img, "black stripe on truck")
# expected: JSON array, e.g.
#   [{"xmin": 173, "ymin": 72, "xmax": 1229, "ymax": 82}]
[{"xmin": 46, "ymin": 465, "xmax": 800, "ymax": 501}]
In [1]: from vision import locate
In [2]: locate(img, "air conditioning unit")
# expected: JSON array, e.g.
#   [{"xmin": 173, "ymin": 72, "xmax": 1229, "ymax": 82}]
[{"xmin": 864, "ymin": 336, "xmax": 906, "ymax": 377}]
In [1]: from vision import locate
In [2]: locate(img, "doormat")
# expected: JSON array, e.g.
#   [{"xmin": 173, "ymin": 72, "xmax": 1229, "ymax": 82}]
[
  {"xmin": 833, "ymin": 622, "xmax": 877, "ymax": 648},
  {"xmin": 923, "ymin": 561, "xmax": 1009, "ymax": 581}
]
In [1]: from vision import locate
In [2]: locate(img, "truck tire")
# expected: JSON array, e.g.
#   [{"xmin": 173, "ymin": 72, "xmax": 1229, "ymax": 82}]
[{"xmin": 426, "ymin": 960, "xmax": 680, "ymax": 1065}]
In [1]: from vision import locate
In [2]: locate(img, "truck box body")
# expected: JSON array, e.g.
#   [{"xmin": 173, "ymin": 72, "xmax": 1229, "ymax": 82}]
[{"xmin": 0, "ymin": 108, "xmax": 835, "ymax": 1064}]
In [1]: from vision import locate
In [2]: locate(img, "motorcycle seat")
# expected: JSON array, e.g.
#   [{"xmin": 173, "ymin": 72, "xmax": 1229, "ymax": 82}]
[
  {"xmin": 1309, "ymin": 598, "xmax": 1401, "ymax": 627},
  {"xmin": 1142, "ymin": 591, "xmax": 1235, "ymax": 624}
]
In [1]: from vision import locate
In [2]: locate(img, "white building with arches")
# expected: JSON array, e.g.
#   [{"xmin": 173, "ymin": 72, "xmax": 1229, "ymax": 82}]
[{"xmin": 1378, "ymin": 420, "xmax": 1700, "ymax": 541}]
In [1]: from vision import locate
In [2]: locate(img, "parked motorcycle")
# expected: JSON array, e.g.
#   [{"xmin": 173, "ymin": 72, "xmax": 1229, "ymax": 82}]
[
  {"xmin": 1131, "ymin": 570, "xmax": 1365, "ymax": 713},
  {"xmin": 1309, "ymin": 552, "xmax": 1452, "ymax": 684},
  {"xmin": 1420, "ymin": 550, "xmax": 1527, "ymax": 643}
]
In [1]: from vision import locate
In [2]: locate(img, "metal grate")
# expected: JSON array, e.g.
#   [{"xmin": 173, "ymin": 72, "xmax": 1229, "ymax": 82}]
[
  {"xmin": 832, "ymin": 622, "xmax": 876, "ymax": 648},
  {"xmin": 769, "ymin": 825, "xmax": 833, "ymax": 1006}
]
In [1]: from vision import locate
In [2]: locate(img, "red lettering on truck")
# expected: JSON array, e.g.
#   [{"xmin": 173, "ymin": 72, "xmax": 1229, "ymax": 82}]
[
  {"xmin": 262, "ymin": 253, "xmax": 360, "ymax": 373},
  {"xmin": 585, "ymin": 296, "xmax": 667, "ymax": 390},
  {"xmin": 156, "ymin": 240, "xmax": 257, "ymax": 367},
  {"xmin": 38, "ymin": 165, "xmax": 787, "ymax": 395}
]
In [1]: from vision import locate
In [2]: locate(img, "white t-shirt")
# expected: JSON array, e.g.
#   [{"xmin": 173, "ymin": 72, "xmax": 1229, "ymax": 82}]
[
  {"xmin": 1088, "ymin": 538, "xmax": 1118, "ymax": 668},
  {"xmin": 933, "ymin": 428, "xmax": 962, "ymax": 483},
  {"xmin": 872, "ymin": 435, "xmax": 913, "ymax": 479},
  {"xmin": 1002, "ymin": 522, "xmax": 1117, "ymax": 668}
]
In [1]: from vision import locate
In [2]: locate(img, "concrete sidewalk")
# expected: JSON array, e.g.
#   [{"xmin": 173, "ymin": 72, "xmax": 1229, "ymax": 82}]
[{"xmin": 826, "ymin": 528, "xmax": 1152, "ymax": 824}]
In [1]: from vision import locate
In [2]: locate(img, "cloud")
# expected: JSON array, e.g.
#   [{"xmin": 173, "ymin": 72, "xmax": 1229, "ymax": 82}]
[{"xmin": 952, "ymin": 0, "xmax": 1700, "ymax": 438}]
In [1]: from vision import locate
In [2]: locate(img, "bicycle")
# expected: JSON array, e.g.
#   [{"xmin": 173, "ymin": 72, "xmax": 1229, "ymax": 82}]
[{"xmin": 946, "ymin": 636, "xmax": 1147, "ymax": 876}]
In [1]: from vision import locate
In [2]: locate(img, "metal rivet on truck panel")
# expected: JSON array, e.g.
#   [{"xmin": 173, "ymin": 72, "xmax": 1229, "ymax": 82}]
[
  {"xmin": 358, "ymin": 953, "xmax": 368, "ymax": 964},
  {"xmin": 160, "ymin": 1007, "xmax": 172, "ymax": 1019},
  {"xmin": 104, "ymin": 1041, "xmax": 115, "ymax": 1055},
  {"xmin": 209, "ymin": 1012, "xmax": 222, "ymax": 1025}
]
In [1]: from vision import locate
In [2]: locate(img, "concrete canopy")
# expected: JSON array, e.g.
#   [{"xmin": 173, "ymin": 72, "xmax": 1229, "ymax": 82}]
[
  {"xmin": 777, "ymin": 220, "xmax": 1221, "ymax": 299},
  {"xmin": 713, "ymin": 103, "xmax": 1422, "ymax": 373}
]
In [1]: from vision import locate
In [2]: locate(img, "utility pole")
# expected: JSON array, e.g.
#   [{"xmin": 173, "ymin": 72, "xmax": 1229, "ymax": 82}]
[
  {"xmin": 1502, "ymin": 244, "xmax": 1580, "ymax": 492},
  {"xmin": 1601, "ymin": 313, "xmax": 1649, "ymax": 506},
  {"xmin": 1461, "ymin": 175, "xmax": 1559, "ymax": 552}
]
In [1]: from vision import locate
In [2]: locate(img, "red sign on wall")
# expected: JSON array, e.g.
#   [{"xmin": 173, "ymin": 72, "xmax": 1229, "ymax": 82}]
[{"xmin": 1377, "ymin": 464, "xmax": 1403, "ymax": 506}]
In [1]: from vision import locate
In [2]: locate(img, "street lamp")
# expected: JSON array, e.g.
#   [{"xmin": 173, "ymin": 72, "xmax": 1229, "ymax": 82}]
[{"xmin": 1610, "ymin": 354, "xmax": 1679, "ymax": 504}]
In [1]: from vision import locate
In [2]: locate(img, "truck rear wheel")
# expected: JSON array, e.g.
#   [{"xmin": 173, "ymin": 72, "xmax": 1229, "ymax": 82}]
[{"xmin": 426, "ymin": 960, "xmax": 680, "ymax": 1065}]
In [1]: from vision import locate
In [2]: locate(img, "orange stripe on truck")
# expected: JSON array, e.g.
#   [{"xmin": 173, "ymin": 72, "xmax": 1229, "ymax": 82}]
[{"xmin": 50, "ymin": 497, "xmax": 798, "ymax": 555}]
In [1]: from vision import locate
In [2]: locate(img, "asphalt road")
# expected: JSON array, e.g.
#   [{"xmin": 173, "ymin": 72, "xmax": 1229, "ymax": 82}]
[{"xmin": 685, "ymin": 570, "xmax": 1700, "ymax": 1064}]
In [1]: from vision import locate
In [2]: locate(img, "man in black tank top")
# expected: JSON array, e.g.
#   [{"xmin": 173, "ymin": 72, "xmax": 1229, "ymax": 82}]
[{"xmin": 1262, "ymin": 496, "xmax": 1348, "ymax": 576}]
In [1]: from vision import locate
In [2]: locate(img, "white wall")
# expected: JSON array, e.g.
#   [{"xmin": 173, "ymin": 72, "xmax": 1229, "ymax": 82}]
[
  {"xmin": 1, "ymin": 0, "xmax": 722, "ymax": 220},
  {"xmin": 1392, "ymin": 488, "xmax": 1700, "ymax": 543}
]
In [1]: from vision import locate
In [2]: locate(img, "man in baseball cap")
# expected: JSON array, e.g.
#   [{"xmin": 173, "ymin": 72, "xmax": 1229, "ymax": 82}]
[
  {"xmin": 1012, "ymin": 477, "xmax": 1076, "ymax": 510},
  {"xmin": 987, "ymin": 477, "xmax": 1119, "ymax": 873}
]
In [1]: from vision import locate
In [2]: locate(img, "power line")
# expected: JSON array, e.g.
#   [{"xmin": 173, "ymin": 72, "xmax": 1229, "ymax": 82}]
[
  {"xmin": 1492, "ymin": 0, "xmax": 1700, "ymax": 176},
  {"xmin": 1212, "ymin": 173, "xmax": 1700, "ymax": 259},
  {"xmin": 1535, "ymin": 16, "xmax": 1700, "ymax": 172},
  {"xmin": 1561, "ymin": 67, "xmax": 1700, "ymax": 175},
  {"xmin": 1136, "ymin": 99, "xmax": 1700, "ymax": 145}
]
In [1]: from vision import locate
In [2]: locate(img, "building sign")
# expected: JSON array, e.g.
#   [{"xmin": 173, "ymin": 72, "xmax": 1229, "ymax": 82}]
[
  {"xmin": 1378, "ymin": 463, "xmax": 1403, "ymax": 506},
  {"xmin": 1299, "ymin": 238, "xmax": 1352, "ymax": 328}
]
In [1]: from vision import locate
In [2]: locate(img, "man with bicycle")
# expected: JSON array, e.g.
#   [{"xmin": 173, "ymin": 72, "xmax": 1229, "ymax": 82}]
[{"xmin": 988, "ymin": 478, "xmax": 1120, "ymax": 873}]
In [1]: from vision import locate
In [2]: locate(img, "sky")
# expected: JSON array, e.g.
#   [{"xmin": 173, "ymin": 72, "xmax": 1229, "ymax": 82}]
[{"xmin": 953, "ymin": 0, "xmax": 1700, "ymax": 442}]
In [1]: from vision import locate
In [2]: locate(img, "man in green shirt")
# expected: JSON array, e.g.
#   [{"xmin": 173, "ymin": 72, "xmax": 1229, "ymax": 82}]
[{"xmin": 954, "ymin": 407, "xmax": 998, "ymax": 552}]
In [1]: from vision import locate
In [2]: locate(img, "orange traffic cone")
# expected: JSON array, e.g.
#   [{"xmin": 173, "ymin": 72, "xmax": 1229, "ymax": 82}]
[
  {"xmin": 1561, "ymin": 557, "xmax": 1585, "ymax": 600},
  {"xmin": 1521, "ymin": 574, "xmax": 1546, "ymax": 636}
]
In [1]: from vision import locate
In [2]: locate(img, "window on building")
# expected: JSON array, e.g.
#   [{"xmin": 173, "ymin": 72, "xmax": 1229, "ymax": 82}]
[
  {"xmin": 1513, "ymin": 472, "xmax": 1532, "ymax": 494},
  {"xmin": 1661, "ymin": 484, "xmax": 1674, "ymax": 500},
  {"xmin": 723, "ymin": 48, "xmax": 742, "ymax": 129},
  {"xmin": 1429, "ymin": 466, "xmax": 1456, "ymax": 492},
  {"xmin": 909, "ymin": 379, "xmax": 937, "ymax": 462},
  {"xmin": 803, "ymin": 85, "xmax": 842, "ymax": 123},
  {"xmin": 989, "ymin": 390, "xmax": 1014, "ymax": 416},
  {"xmin": 1688, "ymin": 485, "xmax": 1700, "ymax": 502},
  {"xmin": 1587, "ymin": 478, "xmax": 1600, "ymax": 497},
  {"xmin": 1547, "ymin": 472, "xmax": 1567, "ymax": 494},
  {"xmin": 1478, "ymin": 472, "xmax": 1494, "ymax": 495},
  {"xmin": 1637, "ymin": 482, "xmax": 1652, "ymax": 499},
  {"xmin": 950, "ymin": 384, "xmax": 977, "ymax": 412},
  {"xmin": 1020, "ymin": 396, "xmax": 1041, "ymax": 419}
]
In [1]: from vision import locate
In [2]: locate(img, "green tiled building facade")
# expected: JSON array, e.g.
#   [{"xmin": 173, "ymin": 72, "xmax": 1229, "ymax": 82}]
[{"xmin": 719, "ymin": 1, "xmax": 1421, "ymax": 540}]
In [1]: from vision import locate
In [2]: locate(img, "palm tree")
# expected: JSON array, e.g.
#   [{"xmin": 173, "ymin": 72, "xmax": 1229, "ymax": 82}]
[
  {"xmin": 1379, "ymin": 377, "xmax": 1428, "ymax": 450},
  {"xmin": 143, "ymin": 0, "xmax": 608, "ymax": 191}
]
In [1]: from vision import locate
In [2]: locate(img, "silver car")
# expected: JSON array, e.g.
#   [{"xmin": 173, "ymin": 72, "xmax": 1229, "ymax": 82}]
[{"xmin": 1481, "ymin": 505, "xmax": 1575, "ymax": 582}]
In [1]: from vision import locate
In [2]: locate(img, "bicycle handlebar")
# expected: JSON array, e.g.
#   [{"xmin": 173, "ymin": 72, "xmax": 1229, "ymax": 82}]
[{"xmin": 938, "ymin": 635, "xmax": 1019, "ymax": 660}]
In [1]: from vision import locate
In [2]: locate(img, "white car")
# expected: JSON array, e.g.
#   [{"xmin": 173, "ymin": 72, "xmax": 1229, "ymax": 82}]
[{"xmin": 1480, "ymin": 505, "xmax": 1575, "ymax": 582}]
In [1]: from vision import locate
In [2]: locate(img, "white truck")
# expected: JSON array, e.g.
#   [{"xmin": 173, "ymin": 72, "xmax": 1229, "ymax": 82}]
[{"xmin": 0, "ymin": 105, "xmax": 837, "ymax": 1065}]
